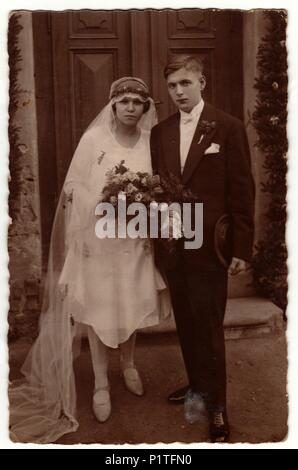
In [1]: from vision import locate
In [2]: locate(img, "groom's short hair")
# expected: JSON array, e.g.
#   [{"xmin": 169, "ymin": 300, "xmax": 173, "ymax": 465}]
[{"xmin": 164, "ymin": 55, "xmax": 204, "ymax": 79}]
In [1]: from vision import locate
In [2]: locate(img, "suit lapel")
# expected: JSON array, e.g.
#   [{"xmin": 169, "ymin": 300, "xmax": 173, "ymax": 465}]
[
  {"xmin": 182, "ymin": 103, "xmax": 218, "ymax": 185},
  {"xmin": 163, "ymin": 113, "xmax": 181, "ymax": 179}
]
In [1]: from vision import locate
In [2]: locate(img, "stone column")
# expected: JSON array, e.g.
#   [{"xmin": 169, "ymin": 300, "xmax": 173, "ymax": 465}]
[
  {"xmin": 8, "ymin": 11, "xmax": 42, "ymax": 339},
  {"xmin": 243, "ymin": 10, "xmax": 268, "ymax": 243}
]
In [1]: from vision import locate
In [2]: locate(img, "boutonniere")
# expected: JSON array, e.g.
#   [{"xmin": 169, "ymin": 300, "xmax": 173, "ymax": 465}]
[
  {"xmin": 198, "ymin": 120, "xmax": 216, "ymax": 134},
  {"xmin": 197, "ymin": 120, "xmax": 216, "ymax": 145},
  {"xmin": 98, "ymin": 151, "xmax": 106, "ymax": 165}
]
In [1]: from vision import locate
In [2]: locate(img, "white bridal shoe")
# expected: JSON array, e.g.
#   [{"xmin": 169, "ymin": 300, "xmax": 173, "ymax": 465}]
[
  {"xmin": 92, "ymin": 388, "xmax": 111, "ymax": 423},
  {"xmin": 122, "ymin": 367, "xmax": 144, "ymax": 396}
]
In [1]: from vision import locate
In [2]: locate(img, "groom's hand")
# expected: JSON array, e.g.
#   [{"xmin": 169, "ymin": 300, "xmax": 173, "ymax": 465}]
[{"xmin": 228, "ymin": 257, "xmax": 247, "ymax": 276}]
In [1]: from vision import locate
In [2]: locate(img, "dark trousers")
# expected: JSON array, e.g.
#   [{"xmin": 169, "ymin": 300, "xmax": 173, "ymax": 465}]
[{"xmin": 166, "ymin": 262, "xmax": 228, "ymax": 410}]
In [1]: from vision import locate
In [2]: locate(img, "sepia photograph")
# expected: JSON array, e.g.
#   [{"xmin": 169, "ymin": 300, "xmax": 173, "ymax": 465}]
[{"xmin": 5, "ymin": 4, "xmax": 291, "ymax": 446}]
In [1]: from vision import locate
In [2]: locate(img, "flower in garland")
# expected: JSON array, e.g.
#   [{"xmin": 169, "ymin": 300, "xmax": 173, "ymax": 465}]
[{"xmin": 270, "ymin": 115, "xmax": 280, "ymax": 126}]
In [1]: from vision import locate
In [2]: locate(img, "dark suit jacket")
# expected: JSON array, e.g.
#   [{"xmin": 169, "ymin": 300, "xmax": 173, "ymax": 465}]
[{"xmin": 150, "ymin": 102, "xmax": 255, "ymax": 271}]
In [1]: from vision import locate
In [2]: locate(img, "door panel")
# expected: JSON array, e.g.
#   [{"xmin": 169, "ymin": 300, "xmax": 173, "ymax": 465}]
[
  {"xmin": 71, "ymin": 49, "xmax": 116, "ymax": 144},
  {"xmin": 69, "ymin": 10, "xmax": 118, "ymax": 38}
]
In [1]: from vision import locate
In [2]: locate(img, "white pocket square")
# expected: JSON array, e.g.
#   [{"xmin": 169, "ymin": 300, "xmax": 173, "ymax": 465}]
[{"xmin": 204, "ymin": 143, "xmax": 220, "ymax": 155}]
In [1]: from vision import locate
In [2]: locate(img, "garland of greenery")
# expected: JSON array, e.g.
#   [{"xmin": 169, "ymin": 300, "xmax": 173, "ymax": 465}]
[
  {"xmin": 8, "ymin": 13, "xmax": 23, "ymax": 220},
  {"xmin": 252, "ymin": 10, "xmax": 287, "ymax": 313}
]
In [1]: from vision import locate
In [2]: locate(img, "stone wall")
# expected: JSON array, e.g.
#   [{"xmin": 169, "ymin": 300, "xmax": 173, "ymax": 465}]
[{"xmin": 8, "ymin": 12, "xmax": 42, "ymax": 340}]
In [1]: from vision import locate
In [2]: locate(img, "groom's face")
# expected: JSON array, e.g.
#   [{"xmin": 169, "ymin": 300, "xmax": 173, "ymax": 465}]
[{"xmin": 167, "ymin": 67, "xmax": 205, "ymax": 113}]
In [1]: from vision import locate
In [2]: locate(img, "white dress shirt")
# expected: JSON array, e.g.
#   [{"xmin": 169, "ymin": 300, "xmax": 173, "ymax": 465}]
[{"xmin": 180, "ymin": 99, "xmax": 204, "ymax": 173}]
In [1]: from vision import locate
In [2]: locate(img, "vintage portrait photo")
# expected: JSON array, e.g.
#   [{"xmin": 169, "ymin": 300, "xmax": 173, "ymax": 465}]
[{"xmin": 3, "ymin": 2, "xmax": 295, "ymax": 448}]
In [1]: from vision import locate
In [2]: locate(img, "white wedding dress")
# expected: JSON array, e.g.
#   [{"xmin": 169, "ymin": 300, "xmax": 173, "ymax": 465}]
[
  {"xmin": 60, "ymin": 126, "xmax": 170, "ymax": 347},
  {"xmin": 9, "ymin": 94, "xmax": 170, "ymax": 444}
]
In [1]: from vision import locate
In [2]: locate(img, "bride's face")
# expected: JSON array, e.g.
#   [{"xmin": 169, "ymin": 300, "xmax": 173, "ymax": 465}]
[{"xmin": 114, "ymin": 95, "xmax": 145, "ymax": 127}]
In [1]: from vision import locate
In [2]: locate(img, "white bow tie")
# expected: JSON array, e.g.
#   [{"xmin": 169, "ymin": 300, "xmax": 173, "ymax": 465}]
[{"xmin": 181, "ymin": 114, "xmax": 194, "ymax": 124}]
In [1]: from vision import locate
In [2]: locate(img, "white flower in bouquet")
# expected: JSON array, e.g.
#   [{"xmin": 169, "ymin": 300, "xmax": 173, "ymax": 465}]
[
  {"xmin": 109, "ymin": 175, "xmax": 122, "ymax": 185},
  {"xmin": 134, "ymin": 192, "xmax": 143, "ymax": 202},
  {"xmin": 124, "ymin": 171, "xmax": 138, "ymax": 182},
  {"xmin": 126, "ymin": 183, "xmax": 138, "ymax": 194},
  {"xmin": 133, "ymin": 173, "xmax": 140, "ymax": 182},
  {"xmin": 109, "ymin": 196, "xmax": 117, "ymax": 205},
  {"xmin": 118, "ymin": 174, "xmax": 128, "ymax": 183},
  {"xmin": 106, "ymin": 167, "xmax": 116, "ymax": 179}
]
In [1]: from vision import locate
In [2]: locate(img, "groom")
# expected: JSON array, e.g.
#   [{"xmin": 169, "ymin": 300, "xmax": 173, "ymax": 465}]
[{"xmin": 150, "ymin": 56, "xmax": 255, "ymax": 442}]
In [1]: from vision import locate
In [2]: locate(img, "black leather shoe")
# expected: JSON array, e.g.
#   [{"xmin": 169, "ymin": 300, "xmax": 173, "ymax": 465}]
[
  {"xmin": 209, "ymin": 409, "xmax": 230, "ymax": 443},
  {"xmin": 167, "ymin": 385, "xmax": 190, "ymax": 404}
]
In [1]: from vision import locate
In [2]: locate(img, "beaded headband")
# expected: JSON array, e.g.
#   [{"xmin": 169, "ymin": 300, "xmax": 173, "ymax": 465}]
[{"xmin": 109, "ymin": 77, "xmax": 150, "ymax": 100}]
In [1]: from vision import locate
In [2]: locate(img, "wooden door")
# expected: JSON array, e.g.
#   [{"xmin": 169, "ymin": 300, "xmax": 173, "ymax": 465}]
[{"xmin": 33, "ymin": 9, "xmax": 243, "ymax": 264}]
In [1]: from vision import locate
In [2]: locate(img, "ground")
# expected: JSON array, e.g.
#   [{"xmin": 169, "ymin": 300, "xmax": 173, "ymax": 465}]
[{"xmin": 8, "ymin": 329, "xmax": 287, "ymax": 445}]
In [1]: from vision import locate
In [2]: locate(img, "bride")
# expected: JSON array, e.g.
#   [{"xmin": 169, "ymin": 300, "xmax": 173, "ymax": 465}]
[{"xmin": 9, "ymin": 77, "xmax": 171, "ymax": 443}]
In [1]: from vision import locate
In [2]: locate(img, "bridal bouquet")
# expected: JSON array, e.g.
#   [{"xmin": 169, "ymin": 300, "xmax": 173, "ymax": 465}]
[
  {"xmin": 100, "ymin": 160, "xmax": 194, "ymax": 208},
  {"xmin": 100, "ymin": 160, "xmax": 165, "ymax": 208},
  {"xmin": 98, "ymin": 160, "xmax": 196, "ymax": 249}
]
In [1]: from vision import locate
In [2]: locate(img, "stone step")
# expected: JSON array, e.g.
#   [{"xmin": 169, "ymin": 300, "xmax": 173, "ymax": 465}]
[{"xmin": 140, "ymin": 296, "xmax": 285, "ymax": 340}]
